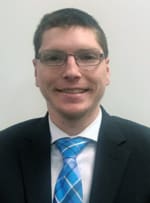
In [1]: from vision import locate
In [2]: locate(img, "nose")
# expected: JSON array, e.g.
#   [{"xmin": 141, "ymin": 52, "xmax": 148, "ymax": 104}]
[{"xmin": 62, "ymin": 55, "xmax": 82, "ymax": 80}]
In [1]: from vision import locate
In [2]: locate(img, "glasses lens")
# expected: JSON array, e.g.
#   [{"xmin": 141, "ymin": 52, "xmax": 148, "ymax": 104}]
[
  {"xmin": 76, "ymin": 50, "xmax": 102, "ymax": 66},
  {"xmin": 38, "ymin": 49, "xmax": 104, "ymax": 68},
  {"xmin": 39, "ymin": 50, "xmax": 66, "ymax": 66}
]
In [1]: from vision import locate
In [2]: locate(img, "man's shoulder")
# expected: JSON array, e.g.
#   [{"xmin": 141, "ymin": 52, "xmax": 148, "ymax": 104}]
[
  {"xmin": 0, "ymin": 115, "xmax": 48, "ymax": 140},
  {"xmin": 0, "ymin": 115, "xmax": 50, "ymax": 160},
  {"xmin": 111, "ymin": 115, "xmax": 150, "ymax": 132},
  {"xmin": 102, "ymin": 107, "xmax": 150, "ymax": 143},
  {"xmin": 102, "ymin": 106, "xmax": 150, "ymax": 132},
  {"xmin": 109, "ymin": 115, "xmax": 150, "ymax": 146}
]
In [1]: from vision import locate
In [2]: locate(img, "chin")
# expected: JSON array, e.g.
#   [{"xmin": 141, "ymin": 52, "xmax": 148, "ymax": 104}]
[{"xmin": 58, "ymin": 105, "xmax": 91, "ymax": 120}]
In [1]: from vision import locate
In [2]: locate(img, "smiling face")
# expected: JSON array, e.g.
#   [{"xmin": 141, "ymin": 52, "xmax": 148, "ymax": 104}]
[{"xmin": 33, "ymin": 26, "xmax": 110, "ymax": 127}]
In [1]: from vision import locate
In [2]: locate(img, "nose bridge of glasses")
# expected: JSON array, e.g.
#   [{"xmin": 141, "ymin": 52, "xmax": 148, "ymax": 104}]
[
  {"xmin": 62, "ymin": 53, "xmax": 82, "ymax": 79},
  {"xmin": 65, "ymin": 53, "xmax": 79, "ymax": 66}
]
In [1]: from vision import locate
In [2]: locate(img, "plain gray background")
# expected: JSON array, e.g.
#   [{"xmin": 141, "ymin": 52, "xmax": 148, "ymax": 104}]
[{"xmin": 0, "ymin": 0, "xmax": 150, "ymax": 129}]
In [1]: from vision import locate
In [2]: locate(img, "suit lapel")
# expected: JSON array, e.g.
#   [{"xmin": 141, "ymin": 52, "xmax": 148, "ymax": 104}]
[
  {"xmin": 18, "ymin": 109, "xmax": 130, "ymax": 203},
  {"xmin": 90, "ymin": 109, "xmax": 130, "ymax": 203},
  {"xmin": 19, "ymin": 116, "xmax": 52, "ymax": 203}
]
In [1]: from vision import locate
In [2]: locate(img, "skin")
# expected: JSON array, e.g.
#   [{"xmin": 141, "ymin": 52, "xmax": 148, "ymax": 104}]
[{"xmin": 33, "ymin": 26, "xmax": 110, "ymax": 135}]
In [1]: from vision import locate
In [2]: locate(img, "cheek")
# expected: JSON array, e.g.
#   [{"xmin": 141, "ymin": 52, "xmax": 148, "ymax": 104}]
[
  {"xmin": 105, "ymin": 65, "xmax": 110, "ymax": 85},
  {"xmin": 34, "ymin": 67, "xmax": 44, "ymax": 87},
  {"xmin": 35, "ymin": 75, "xmax": 41, "ymax": 87},
  {"xmin": 100, "ymin": 68, "xmax": 110, "ymax": 86},
  {"xmin": 35, "ymin": 70, "xmax": 46, "ymax": 87},
  {"xmin": 105, "ymin": 71, "xmax": 110, "ymax": 85},
  {"xmin": 36, "ymin": 70, "xmax": 58, "ymax": 89},
  {"xmin": 100, "ymin": 59, "xmax": 110, "ymax": 86},
  {"xmin": 34, "ymin": 70, "xmax": 40, "ymax": 87},
  {"xmin": 92, "ymin": 72, "xmax": 110, "ymax": 92}
]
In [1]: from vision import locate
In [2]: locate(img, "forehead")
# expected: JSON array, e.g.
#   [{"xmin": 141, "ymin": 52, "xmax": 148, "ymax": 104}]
[{"xmin": 39, "ymin": 26, "xmax": 101, "ymax": 52}]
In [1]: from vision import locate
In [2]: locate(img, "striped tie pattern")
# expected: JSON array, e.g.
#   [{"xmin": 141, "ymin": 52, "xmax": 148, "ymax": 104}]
[{"xmin": 53, "ymin": 137, "xmax": 89, "ymax": 203}]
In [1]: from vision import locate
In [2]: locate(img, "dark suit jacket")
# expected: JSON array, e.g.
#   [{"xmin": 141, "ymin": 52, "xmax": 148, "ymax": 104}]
[{"xmin": 0, "ymin": 108, "xmax": 150, "ymax": 203}]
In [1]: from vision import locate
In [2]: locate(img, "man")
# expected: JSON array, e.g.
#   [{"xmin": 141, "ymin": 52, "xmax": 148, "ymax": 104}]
[{"xmin": 0, "ymin": 8, "xmax": 150, "ymax": 203}]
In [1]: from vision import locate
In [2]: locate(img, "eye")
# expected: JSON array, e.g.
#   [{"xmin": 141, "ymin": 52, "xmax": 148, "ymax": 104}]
[
  {"xmin": 40, "ymin": 51, "xmax": 65, "ymax": 65},
  {"xmin": 77, "ymin": 52, "xmax": 98, "ymax": 61},
  {"xmin": 44, "ymin": 53, "xmax": 61, "ymax": 62}
]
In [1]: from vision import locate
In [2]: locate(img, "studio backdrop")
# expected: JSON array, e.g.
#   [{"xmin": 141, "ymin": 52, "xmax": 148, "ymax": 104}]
[{"xmin": 0, "ymin": 0, "xmax": 150, "ymax": 129}]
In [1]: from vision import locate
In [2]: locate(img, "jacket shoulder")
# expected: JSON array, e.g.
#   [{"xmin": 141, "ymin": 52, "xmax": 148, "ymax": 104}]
[
  {"xmin": 0, "ymin": 116, "xmax": 48, "ymax": 140},
  {"xmin": 101, "ymin": 107, "xmax": 150, "ymax": 135},
  {"xmin": 111, "ymin": 115, "xmax": 150, "ymax": 131},
  {"xmin": 110, "ymin": 115, "xmax": 150, "ymax": 145}
]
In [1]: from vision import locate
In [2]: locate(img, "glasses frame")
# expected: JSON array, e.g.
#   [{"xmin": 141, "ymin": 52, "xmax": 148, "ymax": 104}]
[{"xmin": 37, "ymin": 49, "xmax": 105, "ymax": 68}]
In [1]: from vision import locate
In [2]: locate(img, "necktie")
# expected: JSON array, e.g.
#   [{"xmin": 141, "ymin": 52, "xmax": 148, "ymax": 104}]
[{"xmin": 53, "ymin": 137, "xmax": 89, "ymax": 203}]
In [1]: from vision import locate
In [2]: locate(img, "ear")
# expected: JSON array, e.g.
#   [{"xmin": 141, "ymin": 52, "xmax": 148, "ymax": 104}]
[
  {"xmin": 32, "ymin": 59, "xmax": 39, "ymax": 87},
  {"xmin": 105, "ymin": 57, "xmax": 110, "ymax": 85}
]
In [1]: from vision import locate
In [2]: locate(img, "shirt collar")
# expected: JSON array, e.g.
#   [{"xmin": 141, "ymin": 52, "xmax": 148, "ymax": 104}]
[{"xmin": 49, "ymin": 108, "xmax": 102, "ymax": 144}]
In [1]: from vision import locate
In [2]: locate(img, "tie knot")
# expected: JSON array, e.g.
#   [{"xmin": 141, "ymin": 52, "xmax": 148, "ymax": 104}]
[{"xmin": 55, "ymin": 137, "xmax": 89, "ymax": 159}]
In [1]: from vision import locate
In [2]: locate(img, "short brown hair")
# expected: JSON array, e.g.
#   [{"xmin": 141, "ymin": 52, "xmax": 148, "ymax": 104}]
[{"xmin": 33, "ymin": 8, "xmax": 108, "ymax": 58}]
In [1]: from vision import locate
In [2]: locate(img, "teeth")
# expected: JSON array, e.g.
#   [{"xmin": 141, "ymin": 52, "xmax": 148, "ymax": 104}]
[{"xmin": 60, "ymin": 89, "xmax": 87, "ymax": 93}]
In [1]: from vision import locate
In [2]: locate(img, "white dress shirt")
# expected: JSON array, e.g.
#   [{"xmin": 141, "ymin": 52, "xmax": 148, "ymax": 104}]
[{"xmin": 49, "ymin": 109, "xmax": 102, "ymax": 203}]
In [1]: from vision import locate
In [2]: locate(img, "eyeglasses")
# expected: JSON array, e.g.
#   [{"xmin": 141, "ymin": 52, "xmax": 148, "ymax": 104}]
[{"xmin": 37, "ymin": 49, "xmax": 105, "ymax": 69}]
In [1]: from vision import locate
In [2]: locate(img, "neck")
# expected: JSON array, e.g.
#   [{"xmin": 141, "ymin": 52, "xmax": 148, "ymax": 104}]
[{"xmin": 48, "ymin": 108, "xmax": 100, "ymax": 136}]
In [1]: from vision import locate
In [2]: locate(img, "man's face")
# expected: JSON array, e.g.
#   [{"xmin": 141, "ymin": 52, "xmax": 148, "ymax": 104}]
[{"xmin": 33, "ymin": 26, "xmax": 110, "ymax": 121}]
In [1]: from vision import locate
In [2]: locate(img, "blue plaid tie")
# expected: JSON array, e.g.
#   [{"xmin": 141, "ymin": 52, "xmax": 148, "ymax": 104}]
[{"xmin": 53, "ymin": 137, "xmax": 89, "ymax": 203}]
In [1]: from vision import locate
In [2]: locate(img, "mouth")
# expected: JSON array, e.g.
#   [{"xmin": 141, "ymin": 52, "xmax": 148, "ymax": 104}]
[{"xmin": 56, "ymin": 88, "xmax": 89, "ymax": 94}]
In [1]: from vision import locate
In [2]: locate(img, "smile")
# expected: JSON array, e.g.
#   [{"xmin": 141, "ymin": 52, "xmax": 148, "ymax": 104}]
[{"xmin": 57, "ymin": 88, "xmax": 89, "ymax": 94}]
